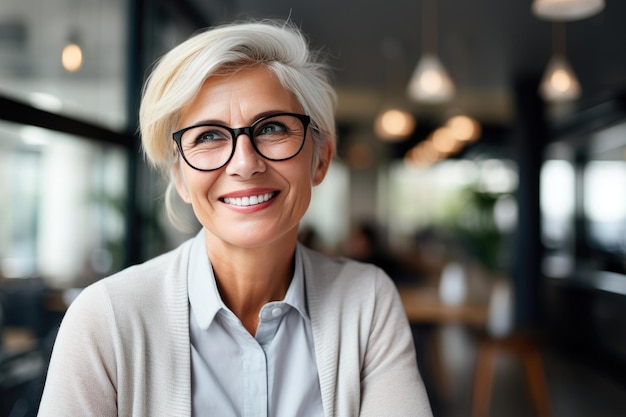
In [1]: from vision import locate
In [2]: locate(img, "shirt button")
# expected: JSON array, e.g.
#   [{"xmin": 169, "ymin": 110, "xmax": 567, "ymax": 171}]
[{"xmin": 271, "ymin": 307, "xmax": 283, "ymax": 318}]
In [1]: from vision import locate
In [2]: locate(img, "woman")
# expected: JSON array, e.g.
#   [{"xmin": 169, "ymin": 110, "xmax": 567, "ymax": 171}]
[{"xmin": 38, "ymin": 21, "xmax": 432, "ymax": 417}]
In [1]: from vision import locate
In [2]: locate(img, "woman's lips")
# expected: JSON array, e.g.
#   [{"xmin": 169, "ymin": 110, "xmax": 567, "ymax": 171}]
[{"xmin": 220, "ymin": 191, "xmax": 277, "ymax": 207}]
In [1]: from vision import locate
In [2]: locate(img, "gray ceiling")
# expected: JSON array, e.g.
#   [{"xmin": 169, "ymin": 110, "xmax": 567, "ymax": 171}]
[{"xmin": 190, "ymin": 0, "xmax": 626, "ymax": 128}]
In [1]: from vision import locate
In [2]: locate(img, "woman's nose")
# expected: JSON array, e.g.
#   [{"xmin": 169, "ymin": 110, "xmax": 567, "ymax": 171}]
[{"xmin": 224, "ymin": 134, "xmax": 266, "ymax": 177}]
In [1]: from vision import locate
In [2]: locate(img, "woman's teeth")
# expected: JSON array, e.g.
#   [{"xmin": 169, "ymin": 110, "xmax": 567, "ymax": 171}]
[{"xmin": 223, "ymin": 192, "xmax": 275, "ymax": 207}]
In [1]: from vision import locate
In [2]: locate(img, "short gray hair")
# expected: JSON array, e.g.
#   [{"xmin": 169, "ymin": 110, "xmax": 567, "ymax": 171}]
[{"xmin": 139, "ymin": 20, "xmax": 337, "ymax": 229}]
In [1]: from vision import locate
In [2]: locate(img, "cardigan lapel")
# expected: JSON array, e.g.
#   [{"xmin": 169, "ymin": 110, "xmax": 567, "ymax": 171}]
[
  {"xmin": 164, "ymin": 239, "xmax": 194, "ymax": 416},
  {"xmin": 301, "ymin": 245, "xmax": 364, "ymax": 417},
  {"xmin": 301, "ymin": 244, "xmax": 339, "ymax": 417}
]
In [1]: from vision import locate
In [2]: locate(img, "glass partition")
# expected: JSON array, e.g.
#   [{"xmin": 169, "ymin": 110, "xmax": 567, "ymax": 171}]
[
  {"xmin": 0, "ymin": 120, "xmax": 128, "ymax": 288},
  {"xmin": 583, "ymin": 122, "xmax": 626, "ymax": 263},
  {"xmin": 542, "ymin": 120, "xmax": 626, "ymax": 281},
  {"xmin": 384, "ymin": 158, "xmax": 518, "ymax": 276},
  {"xmin": 0, "ymin": 0, "xmax": 128, "ymax": 130},
  {"xmin": 540, "ymin": 151, "xmax": 576, "ymax": 278}
]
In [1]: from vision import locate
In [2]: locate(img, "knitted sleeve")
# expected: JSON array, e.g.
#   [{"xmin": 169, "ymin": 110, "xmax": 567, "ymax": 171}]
[
  {"xmin": 38, "ymin": 282, "xmax": 119, "ymax": 416},
  {"xmin": 359, "ymin": 269, "xmax": 433, "ymax": 417}
]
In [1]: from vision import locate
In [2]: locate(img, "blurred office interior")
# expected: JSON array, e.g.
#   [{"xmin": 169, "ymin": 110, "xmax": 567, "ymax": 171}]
[{"xmin": 1, "ymin": 0, "xmax": 626, "ymax": 416}]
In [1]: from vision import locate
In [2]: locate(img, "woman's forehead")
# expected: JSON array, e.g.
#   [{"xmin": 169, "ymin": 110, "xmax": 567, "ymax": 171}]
[{"xmin": 178, "ymin": 67, "xmax": 303, "ymax": 127}]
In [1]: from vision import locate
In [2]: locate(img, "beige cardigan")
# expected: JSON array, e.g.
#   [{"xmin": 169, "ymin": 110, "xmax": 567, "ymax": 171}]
[{"xmin": 38, "ymin": 239, "xmax": 432, "ymax": 417}]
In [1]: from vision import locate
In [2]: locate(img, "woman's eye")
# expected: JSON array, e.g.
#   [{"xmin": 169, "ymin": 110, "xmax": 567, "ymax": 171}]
[
  {"xmin": 257, "ymin": 122, "xmax": 287, "ymax": 136},
  {"xmin": 196, "ymin": 130, "xmax": 228, "ymax": 143}
]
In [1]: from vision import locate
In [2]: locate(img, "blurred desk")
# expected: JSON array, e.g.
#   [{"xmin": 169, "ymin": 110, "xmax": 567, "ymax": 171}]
[
  {"xmin": 2, "ymin": 327, "xmax": 37, "ymax": 355},
  {"xmin": 400, "ymin": 285, "xmax": 551, "ymax": 417},
  {"xmin": 398, "ymin": 284, "xmax": 490, "ymax": 414},
  {"xmin": 398, "ymin": 285, "xmax": 489, "ymax": 325},
  {"xmin": 43, "ymin": 290, "xmax": 70, "ymax": 312}
]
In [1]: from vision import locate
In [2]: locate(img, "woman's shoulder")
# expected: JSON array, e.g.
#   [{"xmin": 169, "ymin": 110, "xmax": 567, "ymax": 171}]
[
  {"xmin": 299, "ymin": 245, "xmax": 404, "ymax": 330},
  {"xmin": 300, "ymin": 244, "xmax": 382, "ymax": 273},
  {"xmin": 300, "ymin": 245, "xmax": 395, "ymax": 295},
  {"xmin": 69, "ymin": 238, "xmax": 193, "ymax": 314},
  {"xmin": 104, "ymin": 238, "xmax": 192, "ymax": 287}
]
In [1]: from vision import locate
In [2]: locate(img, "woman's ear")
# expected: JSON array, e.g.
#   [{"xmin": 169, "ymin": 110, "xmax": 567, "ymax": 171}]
[
  {"xmin": 172, "ymin": 163, "xmax": 192, "ymax": 204},
  {"xmin": 312, "ymin": 140, "xmax": 334, "ymax": 186}
]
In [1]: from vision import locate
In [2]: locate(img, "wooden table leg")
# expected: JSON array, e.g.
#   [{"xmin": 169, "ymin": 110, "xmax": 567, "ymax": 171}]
[
  {"xmin": 522, "ymin": 344, "xmax": 552, "ymax": 417},
  {"xmin": 472, "ymin": 341, "xmax": 495, "ymax": 417}
]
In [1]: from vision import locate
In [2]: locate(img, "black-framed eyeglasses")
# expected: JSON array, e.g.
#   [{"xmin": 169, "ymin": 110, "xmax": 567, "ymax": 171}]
[{"xmin": 172, "ymin": 112, "xmax": 311, "ymax": 171}]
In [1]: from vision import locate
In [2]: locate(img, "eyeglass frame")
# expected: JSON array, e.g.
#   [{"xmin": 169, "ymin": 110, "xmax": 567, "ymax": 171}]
[{"xmin": 172, "ymin": 112, "xmax": 311, "ymax": 172}]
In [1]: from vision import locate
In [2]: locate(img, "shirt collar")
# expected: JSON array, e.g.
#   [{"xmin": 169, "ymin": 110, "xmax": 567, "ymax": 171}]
[{"xmin": 187, "ymin": 230, "xmax": 309, "ymax": 331}]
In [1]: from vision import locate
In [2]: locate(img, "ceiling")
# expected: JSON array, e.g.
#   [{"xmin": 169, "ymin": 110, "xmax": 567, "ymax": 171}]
[
  {"xmin": 2, "ymin": 0, "xmax": 624, "ymax": 162},
  {"xmin": 190, "ymin": 0, "xmax": 626, "ymax": 131}
]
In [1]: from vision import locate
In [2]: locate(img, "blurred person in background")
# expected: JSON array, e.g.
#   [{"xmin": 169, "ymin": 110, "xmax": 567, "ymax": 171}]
[
  {"xmin": 38, "ymin": 20, "xmax": 432, "ymax": 417},
  {"xmin": 343, "ymin": 221, "xmax": 394, "ymax": 273}
]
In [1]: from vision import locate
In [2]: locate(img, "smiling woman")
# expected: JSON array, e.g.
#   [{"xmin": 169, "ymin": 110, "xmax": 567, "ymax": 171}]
[
  {"xmin": 170, "ymin": 66, "xmax": 327, "ymax": 256},
  {"xmin": 37, "ymin": 20, "xmax": 433, "ymax": 417}
]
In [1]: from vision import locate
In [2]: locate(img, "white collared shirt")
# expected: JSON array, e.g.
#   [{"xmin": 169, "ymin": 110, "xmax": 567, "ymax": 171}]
[{"xmin": 187, "ymin": 231, "xmax": 324, "ymax": 417}]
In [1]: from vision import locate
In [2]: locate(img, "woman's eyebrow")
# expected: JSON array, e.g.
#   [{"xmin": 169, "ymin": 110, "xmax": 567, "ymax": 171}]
[{"xmin": 187, "ymin": 110, "xmax": 296, "ymax": 127}]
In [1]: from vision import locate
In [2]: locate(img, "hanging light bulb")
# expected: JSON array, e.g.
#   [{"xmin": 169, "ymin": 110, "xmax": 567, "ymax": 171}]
[
  {"xmin": 407, "ymin": 0, "xmax": 455, "ymax": 104},
  {"xmin": 62, "ymin": 42, "xmax": 83, "ymax": 72},
  {"xmin": 61, "ymin": 28, "xmax": 83, "ymax": 73},
  {"xmin": 374, "ymin": 108, "xmax": 416, "ymax": 141},
  {"xmin": 540, "ymin": 55, "xmax": 581, "ymax": 101},
  {"xmin": 446, "ymin": 115, "xmax": 481, "ymax": 141},
  {"xmin": 374, "ymin": 38, "xmax": 416, "ymax": 142},
  {"xmin": 407, "ymin": 54, "xmax": 455, "ymax": 103},
  {"xmin": 540, "ymin": 22, "xmax": 581, "ymax": 102},
  {"xmin": 532, "ymin": 0, "xmax": 605, "ymax": 21}
]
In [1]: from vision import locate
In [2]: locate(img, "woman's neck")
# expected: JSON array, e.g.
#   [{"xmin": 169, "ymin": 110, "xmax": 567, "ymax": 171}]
[{"xmin": 204, "ymin": 233, "xmax": 297, "ymax": 335}]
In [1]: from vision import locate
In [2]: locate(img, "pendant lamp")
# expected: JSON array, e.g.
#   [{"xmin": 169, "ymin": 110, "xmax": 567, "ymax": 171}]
[
  {"xmin": 532, "ymin": 0, "xmax": 605, "ymax": 21},
  {"xmin": 375, "ymin": 38, "xmax": 416, "ymax": 141},
  {"xmin": 407, "ymin": 0, "xmax": 455, "ymax": 103},
  {"xmin": 407, "ymin": 54, "xmax": 455, "ymax": 103},
  {"xmin": 540, "ymin": 56, "xmax": 581, "ymax": 101},
  {"xmin": 62, "ymin": 39, "xmax": 83, "ymax": 72},
  {"xmin": 539, "ymin": 23, "xmax": 581, "ymax": 101},
  {"xmin": 62, "ymin": 0, "xmax": 84, "ymax": 73}
]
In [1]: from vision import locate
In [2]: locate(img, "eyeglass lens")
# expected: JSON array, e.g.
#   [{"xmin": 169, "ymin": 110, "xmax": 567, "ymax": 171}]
[{"xmin": 176, "ymin": 114, "xmax": 308, "ymax": 171}]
